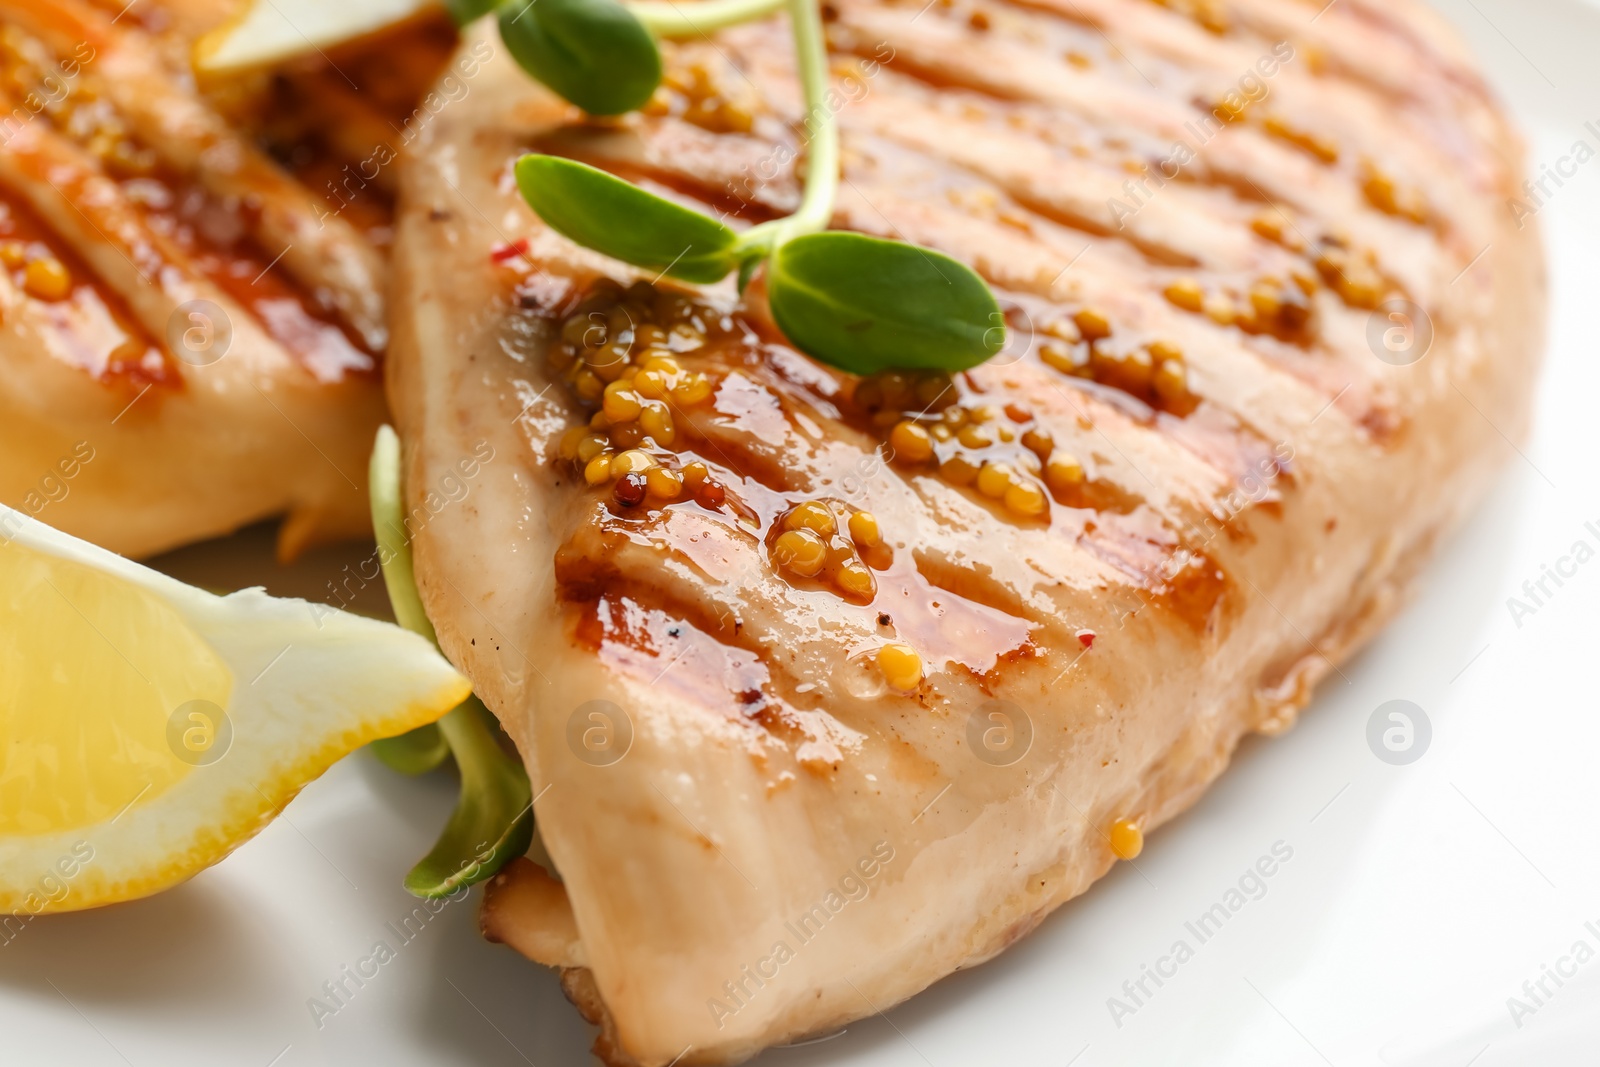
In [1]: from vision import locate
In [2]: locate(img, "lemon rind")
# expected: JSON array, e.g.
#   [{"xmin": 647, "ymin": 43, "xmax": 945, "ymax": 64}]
[{"xmin": 0, "ymin": 509, "xmax": 471, "ymax": 914}]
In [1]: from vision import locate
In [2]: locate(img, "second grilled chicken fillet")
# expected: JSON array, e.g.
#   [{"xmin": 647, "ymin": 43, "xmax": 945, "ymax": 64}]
[{"xmin": 0, "ymin": 0, "xmax": 447, "ymax": 558}]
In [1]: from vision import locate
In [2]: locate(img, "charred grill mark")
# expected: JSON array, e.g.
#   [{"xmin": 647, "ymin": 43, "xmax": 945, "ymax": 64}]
[
  {"xmin": 0, "ymin": 4, "xmax": 427, "ymax": 380},
  {"xmin": 532, "ymin": 27, "xmax": 1436, "ymax": 462},
  {"xmin": 569, "ymin": 587, "xmax": 865, "ymax": 767},
  {"xmin": 0, "ymin": 179, "xmax": 172, "ymax": 386}
]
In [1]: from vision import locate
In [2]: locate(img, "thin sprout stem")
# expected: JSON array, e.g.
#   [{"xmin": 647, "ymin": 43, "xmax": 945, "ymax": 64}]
[
  {"xmin": 628, "ymin": 0, "xmax": 786, "ymax": 37},
  {"xmin": 369, "ymin": 425, "xmax": 436, "ymax": 643},
  {"xmin": 732, "ymin": 0, "xmax": 838, "ymax": 257},
  {"xmin": 436, "ymin": 696, "xmax": 500, "ymax": 781}
]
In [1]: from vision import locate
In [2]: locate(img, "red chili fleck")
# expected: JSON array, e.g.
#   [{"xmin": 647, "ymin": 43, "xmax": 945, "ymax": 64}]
[
  {"xmin": 490, "ymin": 238, "xmax": 530, "ymax": 263},
  {"xmin": 614, "ymin": 473, "xmax": 647, "ymax": 507},
  {"xmin": 1077, "ymin": 629, "xmax": 1096, "ymax": 649}
]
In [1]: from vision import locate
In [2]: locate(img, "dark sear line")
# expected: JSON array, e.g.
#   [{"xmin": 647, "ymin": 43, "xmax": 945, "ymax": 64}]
[
  {"xmin": 545, "ymin": 63, "xmax": 1407, "ymax": 453},
  {"xmin": 529, "ymin": 274, "xmax": 1238, "ymax": 670}
]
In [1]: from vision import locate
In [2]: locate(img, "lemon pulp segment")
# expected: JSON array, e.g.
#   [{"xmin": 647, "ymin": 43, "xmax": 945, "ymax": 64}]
[{"xmin": 0, "ymin": 541, "xmax": 233, "ymax": 835}]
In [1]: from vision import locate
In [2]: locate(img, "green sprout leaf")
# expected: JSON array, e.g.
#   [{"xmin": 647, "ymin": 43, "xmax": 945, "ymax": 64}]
[
  {"xmin": 515, "ymin": 154, "xmax": 739, "ymax": 282},
  {"xmin": 497, "ymin": 0, "xmax": 662, "ymax": 116},
  {"xmin": 402, "ymin": 695, "xmax": 534, "ymax": 899},
  {"xmin": 370, "ymin": 723, "xmax": 451, "ymax": 775},
  {"xmin": 766, "ymin": 232, "xmax": 1005, "ymax": 374},
  {"xmin": 442, "ymin": 0, "xmax": 500, "ymax": 26},
  {"xmin": 368, "ymin": 425, "xmax": 534, "ymax": 899}
]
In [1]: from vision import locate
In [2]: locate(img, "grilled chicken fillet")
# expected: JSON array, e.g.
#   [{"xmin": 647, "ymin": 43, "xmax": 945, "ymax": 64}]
[
  {"xmin": 0, "ymin": 0, "xmax": 449, "ymax": 558},
  {"xmin": 387, "ymin": 2, "xmax": 1542, "ymax": 1063}
]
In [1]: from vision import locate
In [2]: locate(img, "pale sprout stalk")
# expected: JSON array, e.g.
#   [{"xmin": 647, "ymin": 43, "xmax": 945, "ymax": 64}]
[
  {"xmin": 631, "ymin": 0, "xmax": 838, "ymax": 258},
  {"xmin": 629, "ymin": 0, "xmax": 786, "ymax": 35}
]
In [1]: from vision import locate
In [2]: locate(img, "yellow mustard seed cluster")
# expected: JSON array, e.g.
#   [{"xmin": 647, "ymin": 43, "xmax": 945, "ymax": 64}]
[
  {"xmin": 0, "ymin": 237, "xmax": 72, "ymax": 301},
  {"xmin": 552, "ymin": 279, "xmax": 732, "ymax": 511},
  {"xmin": 1359, "ymin": 160, "xmax": 1429, "ymax": 224},
  {"xmin": 769, "ymin": 500, "xmax": 887, "ymax": 601},
  {"xmin": 1148, "ymin": 0, "xmax": 1230, "ymax": 33},
  {"xmin": 1170, "ymin": 206, "xmax": 1392, "ymax": 327},
  {"xmin": 642, "ymin": 56, "xmax": 757, "ymax": 134},
  {"xmin": 1262, "ymin": 115, "xmax": 1340, "ymax": 164},
  {"xmin": 1037, "ymin": 312, "xmax": 1200, "ymax": 415},
  {"xmin": 1, "ymin": 27, "xmax": 156, "ymax": 178},
  {"xmin": 1309, "ymin": 237, "xmax": 1387, "ymax": 310},
  {"xmin": 855, "ymin": 372, "xmax": 1090, "ymax": 517},
  {"xmin": 1251, "ymin": 211, "xmax": 1389, "ymax": 309},
  {"xmin": 1165, "ymin": 272, "xmax": 1318, "ymax": 338}
]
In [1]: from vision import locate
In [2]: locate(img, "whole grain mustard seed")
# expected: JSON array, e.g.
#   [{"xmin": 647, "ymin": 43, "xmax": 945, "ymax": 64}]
[
  {"xmin": 22, "ymin": 257, "xmax": 70, "ymax": 301},
  {"xmin": 836, "ymin": 561, "xmax": 876, "ymax": 599},
  {"xmin": 940, "ymin": 454, "xmax": 981, "ymax": 487},
  {"xmin": 786, "ymin": 500, "xmax": 837, "ymax": 537},
  {"xmin": 1153, "ymin": 359, "xmax": 1189, "ymax": 405},
  {"xmin": 584, "ymin": 454, "xmax": 615, "ymax": 485},
  {"xmin": 848, "ymin": 510, "xmax": 881, "ymax": 548},
  {"xmin": 1004, "ymin": 480, "xmax": 1048, "ymax": 517},
  {"xmin": 1164, "ymin": 278, "xmax": 1205, "ymax": 312},
  {"xmin": 877, "ymin": 643, "xmax": 924, "ymax": 692},
  {"xmin": 890, "ymin": 420, "xmax": 934, "ymax": 463},
  {"xmin": 1073, "ymin": 308, "xmax": 1112, "ymax": 341},
  {"xmin": 773, "ymin": 529, "xmax": 828, "ymax": 577},
  {"xmin": 1110, "ymin": 818, "xmax": 1144, "ymax": 860},
  {"xmin": 614, "ymin": 472, "xmax": 647, "ymax": 507},
  {"xmin": 771, "ymin": 501, "xmax": 885, "ymax": 599},
  {"xmin": 602, "ymin": 381, "xmax": 643, "ymax": 422},
  {"xmin": 645, "ymin": 466, "xmax": 683, "ymax": 500},
  {"xmin": 1045, "ymin": 453, "xmax": 1085, "ymax": 491},
  {"xmin": 976, "ymin": 461, "xmax": 1016, "ymax": 499},
  {"xmin": 610, "ymin": 449, "xmax": 654, "ymax": 478}
]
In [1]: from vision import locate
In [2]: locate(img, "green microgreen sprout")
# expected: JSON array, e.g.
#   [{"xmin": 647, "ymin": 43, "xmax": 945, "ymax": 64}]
[
  {"xmin": 369, "ymin": 425, "xmax": 534, "ymax": 899},
  {"xmin": 497, "ymin": 0, "xmax": 662, "ymax": 116},
  {"xmin": 456, "ymin": 0, "xmax": 1005, "ymax": 373}
]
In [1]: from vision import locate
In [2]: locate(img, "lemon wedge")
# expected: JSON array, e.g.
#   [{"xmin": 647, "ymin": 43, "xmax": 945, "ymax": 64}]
[
  {"xmin": 195, "ymin": 0, "xmax": 439, "ymax": 74},
  {"xmin": 0, "ymin": 506, "xmax": 470, "ymax": 915}
]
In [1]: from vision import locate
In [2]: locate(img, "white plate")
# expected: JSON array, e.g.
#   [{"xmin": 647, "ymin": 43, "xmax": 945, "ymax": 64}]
[{"xmin": 4, "ymin": 1, "xmax": 1598, "ymax": 1062}]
